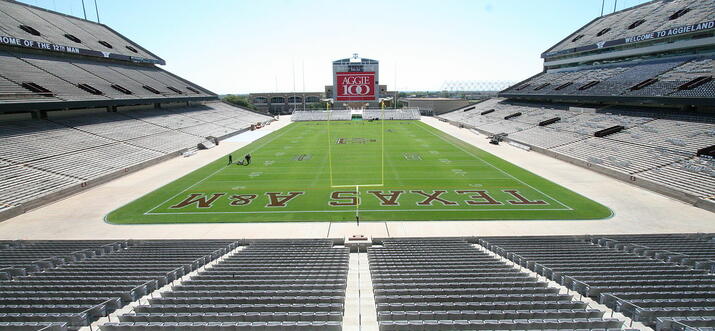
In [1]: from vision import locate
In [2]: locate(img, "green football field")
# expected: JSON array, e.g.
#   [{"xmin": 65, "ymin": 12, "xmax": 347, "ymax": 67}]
[{"xmin": 106, "ymin": 120, "xmax": 611, "ymax": 224}]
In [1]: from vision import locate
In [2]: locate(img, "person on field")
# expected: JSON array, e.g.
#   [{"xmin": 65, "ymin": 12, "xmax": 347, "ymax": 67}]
[
  {"xmin": 227, "ymin": 154, "xmax": 233, "ymax": 165},
  {"xmin": 244, "ymin": 153, "xmax": 252, "ymax": 165}
]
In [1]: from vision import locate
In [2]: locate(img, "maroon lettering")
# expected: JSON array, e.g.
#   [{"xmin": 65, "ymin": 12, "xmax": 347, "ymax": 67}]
[
  {"xmin": 170, "ymin": 193, "xmax": 225, "ymax": 209},
  {"xmin": 411, "ymin": 190, "xmax": 458, "ymax": 206},
  {"xmin": 229, "ymin": 194, "xmax": 257, "ymax": 206},
  {"xmin": 265, "ymin": 192, "xmax": 304, "ymax": 207},
  {"xmin": 456, "ymin": 190, "xmax": 502, "ymax": 205},
  {"xmin": 329, "ymin": 191, "xmax": 358, "ymax": 206},
  {"xmin": 367, "ymin": 190, "xmax": 404, "ymax": 206},
  {"xmin": 503, "ymin": 190, "xmax": 547, "ymax": 205}
]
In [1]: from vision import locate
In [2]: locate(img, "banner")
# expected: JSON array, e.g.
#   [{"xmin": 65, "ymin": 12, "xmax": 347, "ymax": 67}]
[
  {"xmin": 0, "ymin": 35, "xmax": 164, "ymax": 64},
  {"xmin": 543, "ymin": 20, "xmax": 715, "ymax": 58},
  {"xmin": 336, "ymin": 72, "xmax": 376, "ymax": 101}
]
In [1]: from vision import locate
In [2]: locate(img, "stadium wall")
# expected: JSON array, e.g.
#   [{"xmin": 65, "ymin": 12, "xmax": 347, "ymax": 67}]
[{"xmin": 437, "ymin": 117, "xmax": 715, "ymax": 213}]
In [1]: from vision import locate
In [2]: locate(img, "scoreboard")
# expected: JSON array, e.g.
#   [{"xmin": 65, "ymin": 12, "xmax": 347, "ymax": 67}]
[
  {"xmin": 336, "ymin": 72, "xmax": 376, "ymax": 101},
  {"xmin": 332, "ymin": 54, "xmax": 379, "ymax": 103}
]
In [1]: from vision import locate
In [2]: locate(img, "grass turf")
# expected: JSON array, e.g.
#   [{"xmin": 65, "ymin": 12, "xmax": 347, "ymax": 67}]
[{"xmin": 106, "ymin": 120, "xmax": 611, "ymax": 223}]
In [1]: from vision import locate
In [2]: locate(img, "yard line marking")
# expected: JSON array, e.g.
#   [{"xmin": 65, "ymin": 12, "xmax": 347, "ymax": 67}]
[
  {"xmin": 144, "ymin": 124, "xmax": 299, "ymax": 214},
  {"xmin": 415, "ymin": 122, "xmax": 573, "ymax": 210}
]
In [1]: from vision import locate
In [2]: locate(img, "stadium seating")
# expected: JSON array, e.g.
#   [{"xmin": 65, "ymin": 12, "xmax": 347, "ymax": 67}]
[
  {"xmin": 370, "ymin": 238, "xmax": 625, "ymax": 331},
  {"xmin": 288, "ymin": 109, "xmax": 419, "ymax": 121},
  {"xmin": 0, "ymin": 240, "xmax": 237, "ymax": 330},
  {"xmin": 637, "ymin": 157, "xmax": 715, "ymax": 199},
  {"xmin": 590, "ymin": 234, "xmax": 715, "ymax": 273},
  {"xmin": 552, "ymin": 138, "xmax": 689, "ymax": 174},
  {"xmin": 478, "ymin": 235, "xmax": 715, "ymax": 327},
  {"xmin": 0, "ymin": 240, "xmax": 125, "ymax": 276},
  {"xmin": 439, "ymin": 98, "xmax": 715, "ymax": 207},
  {"xmin": 291, "ymin": 110, "xmax": 351, "ymax": 121},
  {"xmin": 0, "ymin": 101, "xmax": 272, "ymax": 219},
  {"xmin": 102, "ymin": 240, "xmax": 348, "ymax": 331},
  {"xmin": 502, "ymin": 56, "xmax": 714, "ymax": 100},
  {"xmin": 657, "ymin": 316, "xmax": 715, "ymax": 331},
  {"xmin": 0, "ymin": 237, "xmax": 713, "ymax": 330},
  {"xmin": 363, "ymin": 109, "xmax": 421, "ymax": 120}
]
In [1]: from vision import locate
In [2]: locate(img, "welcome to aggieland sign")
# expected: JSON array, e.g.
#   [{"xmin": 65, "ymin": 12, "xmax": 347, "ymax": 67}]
[
  {"xmin": 336, "ymin": 72, "xmax": 376, "ymax": 101},
  {"xmin": 0, "ymin": 35, "xmax": 164, "ymax": 65},
  {"xmin": 543, "ymin": 20, "xmax": 715, "ymax": 58}
]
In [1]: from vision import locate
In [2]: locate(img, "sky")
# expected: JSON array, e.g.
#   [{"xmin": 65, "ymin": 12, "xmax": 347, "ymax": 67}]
[{"xmin": 20, "ymin": 0, "xmax": 651, "ymax": 94}]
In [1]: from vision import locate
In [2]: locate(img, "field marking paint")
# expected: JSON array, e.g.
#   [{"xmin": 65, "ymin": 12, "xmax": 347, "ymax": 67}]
[
  {"xmin": 145, "ymin": 124, "xmax": 298, "ymax": 214},
  {"xmin": 415, "ymin": 123, "xmax": 573, "ymax": 211},
  {"xmin": 205, "ymin": 178, "xmax": 509, "ymax": 184},
  {"xmin": 331, "ymin": 184, "xmax": 383, "ymax": 188},
  {"xmin": 145, "ymin": 207, "xmax": 570, "ymax": 215}
]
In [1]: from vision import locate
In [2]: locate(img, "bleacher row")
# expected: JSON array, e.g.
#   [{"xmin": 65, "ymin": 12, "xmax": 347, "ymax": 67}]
[
  {"xmin": 479, "ymin": 234, "xmax": 715, "ymax": 330},
  {"xmin": 369, "ymin": 238, "xmax": 627, "ymax": 331},
  {"xmin": 0, "ymin": 51, "xmax": 211, "ymax": 104},
  {"xmin": 291, "ymin": 111, "xmax": 351, "ymax": 122},
  {"xmin": 102, "ymin": 239, "xmax": 348, "ymax": 331},
  {"xmin": 0, "ymin": 239, "xmax": 348, "ymax": 331},
  {"xmin": 0, "ymin": 240, "xmax": 238, "ymax": 330},
  {"xmin": 291, "ymin": 109, "xmax": 420, "ymax": 122},
  {"xmin": 0, "ymin": 101, "xmax": 272, "ymax": 215},
  {"xmin": 1, "ymin": 236, "xmax": 714, "ymax": 330},
  {"xmin": 501, "ymin": 56, "xmax": 714, "ymax": 100},
  {"xmin": 546, "ymin": 0, "xmax": 713, "ymax": 54},
  {"xmin": 439, "ymin": 98, "xmax": 715, "ymax": 203},
  {"xmin": 363, "ymin": 109, "xmax": 421, "ymax": 120}
]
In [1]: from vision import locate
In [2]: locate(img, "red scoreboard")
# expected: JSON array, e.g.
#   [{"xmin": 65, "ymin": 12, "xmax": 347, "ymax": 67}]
[{"xmin": 336, "ymin": 72, "xmax": 376, "ymax": 101}]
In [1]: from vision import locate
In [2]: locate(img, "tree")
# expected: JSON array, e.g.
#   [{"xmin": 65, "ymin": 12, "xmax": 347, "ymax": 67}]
[{"xmin": 223, "ymin": 95, "xmax": 256, "ymax": 110}]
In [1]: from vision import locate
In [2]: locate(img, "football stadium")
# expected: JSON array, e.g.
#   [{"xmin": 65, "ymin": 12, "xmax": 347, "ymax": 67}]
[{"xmin": 0, "ymin": 0, "xmax": 714, "ymax": 330}]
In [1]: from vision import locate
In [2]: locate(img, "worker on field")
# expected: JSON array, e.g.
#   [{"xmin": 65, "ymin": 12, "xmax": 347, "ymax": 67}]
[
  {"xmin": 227, "ymin": 154, "xmax": 233, "ymax": 165},
  {"xmin": 244, "ymin": 153, "xmax": 252, "ymax": 165}
]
